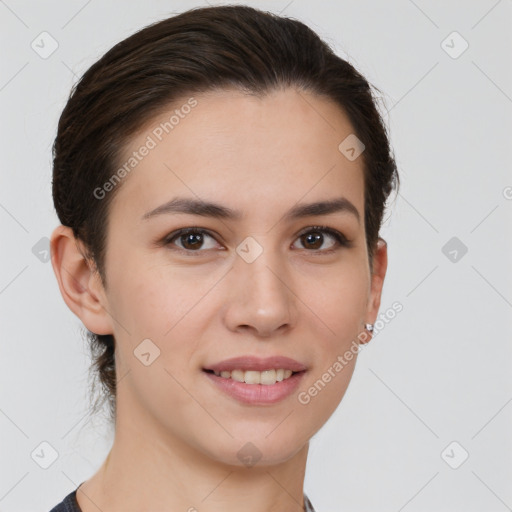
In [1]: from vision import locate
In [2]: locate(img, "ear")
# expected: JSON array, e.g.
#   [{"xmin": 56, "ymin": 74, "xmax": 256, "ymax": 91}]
[
  {"xmin": 360, "ymin": 237, "xmax": 388, "ymax": 344},
  {"xmin": 50, "ymin": 225, "xmax": 114, "ymax": 335}
]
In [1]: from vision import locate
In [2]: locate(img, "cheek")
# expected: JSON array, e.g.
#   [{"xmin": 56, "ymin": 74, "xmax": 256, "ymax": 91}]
[
  {"xmin": 295, "ymin": 350, "xmax": 357, "ymax": 442},
  {"xmin": 108, "ymin": 266, "xmax": 219, "ymax": 390},
  {"xmin": 110, "ymin": 272, "xmax": 204, "ymax": 412},
  {"xmin": 108, "ymin": 260, "xmax": 208, "ymax": 337},
  {"xmin": 294, "ymin": 260, "xmax": 369, "ymax": 339}
]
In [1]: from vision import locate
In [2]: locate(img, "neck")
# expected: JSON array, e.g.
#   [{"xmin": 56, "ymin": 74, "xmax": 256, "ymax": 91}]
[{"xmin": 76, "ymin": 396, "xmax": 309, "ymax": 512}]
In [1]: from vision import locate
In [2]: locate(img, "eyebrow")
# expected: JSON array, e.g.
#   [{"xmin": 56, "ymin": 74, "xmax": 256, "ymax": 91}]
[{"xmin": 141, "ymin": 196, "xmax": 360, "ymax": 224}]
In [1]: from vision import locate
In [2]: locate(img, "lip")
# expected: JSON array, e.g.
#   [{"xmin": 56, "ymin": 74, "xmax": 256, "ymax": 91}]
[
  {"xmin": 203, "ymin": 370, "xmax": 307, "ymax": 405},
  {"xmin": 203, "ymin": 355, "xmax": 307, "ymax": 373}
]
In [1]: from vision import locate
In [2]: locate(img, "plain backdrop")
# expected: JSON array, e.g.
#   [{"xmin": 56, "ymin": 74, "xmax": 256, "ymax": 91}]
[{"xmin": 1, "ymin": 1, "xmax": 511, "ymax": 511}]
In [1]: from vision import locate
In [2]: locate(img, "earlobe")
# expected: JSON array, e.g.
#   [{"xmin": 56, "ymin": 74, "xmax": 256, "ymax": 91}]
[{"xmin": 50, "ymin": 225, "xmax": 113, "ymax": 335}]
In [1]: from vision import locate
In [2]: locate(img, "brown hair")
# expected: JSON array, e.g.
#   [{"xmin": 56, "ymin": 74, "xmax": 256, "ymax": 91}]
[{"xmin": 52, "ymin": 5, "xmax": 399, "ymax": 423}]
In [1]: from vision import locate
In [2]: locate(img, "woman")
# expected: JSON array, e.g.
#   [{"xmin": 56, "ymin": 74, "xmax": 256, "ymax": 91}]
[{"xmin": 49, "ymin": 4, "xmax": 399, "ymax": 511}]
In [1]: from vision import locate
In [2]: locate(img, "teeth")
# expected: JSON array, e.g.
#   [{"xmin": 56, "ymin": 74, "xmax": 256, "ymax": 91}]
[{"xmin": 212, "ymin": 368, "xmax": 294, "ymax": 385}]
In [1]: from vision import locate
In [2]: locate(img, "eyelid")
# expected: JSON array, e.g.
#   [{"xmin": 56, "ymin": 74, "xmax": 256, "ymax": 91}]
[
  {"xmin": 295, "ymin": 225, "xmax": 351, "ymax": 245},
  {"xmin": 162, "ymin": 225, "xmax": 352, "ymax": 254},
  {"xmin": 162, "ymin": 227, "xmax": 223, "ymax": 254}
]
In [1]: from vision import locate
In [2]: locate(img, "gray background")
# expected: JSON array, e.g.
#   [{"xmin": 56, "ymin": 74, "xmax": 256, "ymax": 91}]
[{"xmin": 1, "ymin": 1, "xmax": 511, "ymax": 511}]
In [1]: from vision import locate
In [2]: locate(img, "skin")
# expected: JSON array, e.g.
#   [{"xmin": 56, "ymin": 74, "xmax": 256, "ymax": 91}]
[{"xmin": 50, "ymin": 87, "xmax": 387, "ymax": 512}]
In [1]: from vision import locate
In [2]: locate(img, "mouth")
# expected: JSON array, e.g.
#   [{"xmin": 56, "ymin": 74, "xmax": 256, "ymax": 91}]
[
  {"xmin": 202, "ymin": 355, "xmax": 308, "ymax": 404},
  {"xmin": 202, "ymin": 368, "xmax": 307, "ymax": 405}
]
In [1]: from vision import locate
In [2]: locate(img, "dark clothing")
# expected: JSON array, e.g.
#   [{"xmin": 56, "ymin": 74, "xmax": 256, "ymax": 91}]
[
  {"xmin": 48, "ymin": 483, "xmax": 83, "ymax": 512},
  {"xmin": 49, "ymin": 484, "xmax": 317, "ymax": 511}
]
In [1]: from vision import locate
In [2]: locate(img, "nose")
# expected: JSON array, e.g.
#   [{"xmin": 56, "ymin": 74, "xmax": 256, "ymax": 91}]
[{"xmin": 222, "ymin": 245, "xmax": 297, "ymax": 338}]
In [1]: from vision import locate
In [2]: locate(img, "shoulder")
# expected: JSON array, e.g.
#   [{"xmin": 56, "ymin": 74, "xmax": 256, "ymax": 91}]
[{"xmin": 48, "ymin": 487, "xmax": 82, "ymax": 512}]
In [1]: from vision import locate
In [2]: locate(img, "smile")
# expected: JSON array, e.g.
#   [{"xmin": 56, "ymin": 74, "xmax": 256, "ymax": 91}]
[{"xmin": 203, "ymin": 369, "xmax": 307, "ymax": 405}]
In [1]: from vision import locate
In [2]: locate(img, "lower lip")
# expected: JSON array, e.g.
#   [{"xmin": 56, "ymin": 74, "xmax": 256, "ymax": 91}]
[{"xmin": 203, "ymin": 370, "xmax": 306, "ymax": 405}]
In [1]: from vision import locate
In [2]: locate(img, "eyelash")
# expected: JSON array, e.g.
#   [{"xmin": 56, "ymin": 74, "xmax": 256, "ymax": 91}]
[{"xmin": 162, "ymin": 225, "xmax": 352, "ymax": 255}]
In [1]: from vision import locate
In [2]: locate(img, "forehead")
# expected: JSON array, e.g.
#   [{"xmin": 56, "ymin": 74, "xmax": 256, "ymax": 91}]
[{"xmin": 108, "ymin": 87, "xmax": 365, "ymax": 226}]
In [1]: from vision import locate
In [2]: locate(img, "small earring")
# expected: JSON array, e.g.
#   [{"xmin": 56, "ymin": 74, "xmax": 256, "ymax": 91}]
[{"xmin": 364, "ymin": 323, "xmax": 374, "ymax": 332}]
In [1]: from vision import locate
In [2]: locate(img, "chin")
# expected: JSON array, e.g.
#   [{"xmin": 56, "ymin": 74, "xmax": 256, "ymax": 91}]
[{"xmin": 199, "ymin": 430, "xmax": 307, "ymax": 469}]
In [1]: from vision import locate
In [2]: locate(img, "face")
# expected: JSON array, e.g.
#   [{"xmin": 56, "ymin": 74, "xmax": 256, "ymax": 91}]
[{"xmin": 89, "ymin": 87, "xmax": 385, "ymax": 467}]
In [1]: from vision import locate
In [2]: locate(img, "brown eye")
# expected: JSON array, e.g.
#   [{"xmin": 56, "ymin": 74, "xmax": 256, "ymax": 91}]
[
  {"xmin": 163, "ymin": 225, "xmax": 351, "ymax": 255},
  {"xmin": 293, "ymin": 226, "xmax": 350, "ymax": 252},
  {"xmin": 165, "ymin": 228, "xmax": 219, "ymax": 252},
  {"xmin": 303, "ymin": 232, "xmax": 324, "ymax": 249}
]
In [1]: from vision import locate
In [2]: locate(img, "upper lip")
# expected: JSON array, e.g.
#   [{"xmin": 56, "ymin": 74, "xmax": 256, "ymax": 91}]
[{"xmin": 203, "ymin": 356, "xmax": 307, "ymax": 373}]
